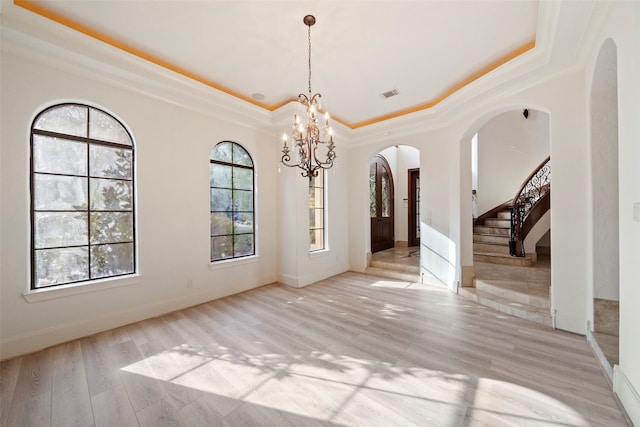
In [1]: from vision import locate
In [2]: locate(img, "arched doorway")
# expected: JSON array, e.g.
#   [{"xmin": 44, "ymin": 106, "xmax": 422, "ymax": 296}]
[
  {"xmin": 370, "ymin": 154, "xmax": 394, "ymax": 253},
  {"xmin": 590, "ymin": 38, "xmax": 619, "ymax": 369}
]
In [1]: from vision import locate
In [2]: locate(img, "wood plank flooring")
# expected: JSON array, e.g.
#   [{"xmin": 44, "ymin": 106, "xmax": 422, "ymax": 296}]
[{"xmin": 0, "ymin": 272, "xmax": 629, "ymax": 426}]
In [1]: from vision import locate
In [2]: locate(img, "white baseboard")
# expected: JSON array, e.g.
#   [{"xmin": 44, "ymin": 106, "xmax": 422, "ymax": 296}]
[
  {"xmin": 586, "ymin": 328, "xmax": 614, "ymax": 383},
  {"xmin": 0, "ymin": 281, "xmax": 265, "ymax": 360},
  {"xmin": 613, "ymin": 365, "xmax": 640, "ymax": 426}
]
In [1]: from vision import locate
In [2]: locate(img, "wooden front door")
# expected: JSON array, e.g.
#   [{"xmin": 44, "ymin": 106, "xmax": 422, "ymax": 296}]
[
  {"xmin": 370, "ymin": 155, "xmax": 394, "ymax": 253},
  {"xmin": 408, "ymin": 168, "xmax": 420, "ymax": 247}
]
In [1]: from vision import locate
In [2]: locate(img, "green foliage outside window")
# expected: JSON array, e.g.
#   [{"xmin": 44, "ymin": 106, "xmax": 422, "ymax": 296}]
[
  {"xmin": 210, "ymin": 142, "xmax": 255, "ymax": 261},
  {"xmin": 31, "ymin": 104, "xmax": 135, "ymax": 288}
]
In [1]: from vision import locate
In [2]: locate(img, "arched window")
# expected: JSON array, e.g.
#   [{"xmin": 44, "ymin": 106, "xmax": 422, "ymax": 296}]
[
  {"xmin": 210, "ymin": 141, "xmax": 255, "ymax": 261},
  {"xmin": 31, "ymin": 103, "xmax": 135, "ymax": 289}
]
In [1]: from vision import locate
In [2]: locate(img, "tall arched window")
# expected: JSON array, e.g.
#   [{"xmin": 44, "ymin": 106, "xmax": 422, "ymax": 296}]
[
  {"xmin": 31, "ymin": 103, "xmax": 135, "ymax": 289},
  {"xmin": 210, "ymin": 141, "xmax": 255, "ymax": 261}
]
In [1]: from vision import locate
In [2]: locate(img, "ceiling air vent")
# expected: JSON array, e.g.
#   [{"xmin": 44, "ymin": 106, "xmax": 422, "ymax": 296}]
[{"xmin": 380, "ymin": 89, "xmax": 399, "ymax": 99}]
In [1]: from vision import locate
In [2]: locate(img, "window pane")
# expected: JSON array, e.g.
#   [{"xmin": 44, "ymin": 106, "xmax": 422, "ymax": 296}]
[
  {"xmin": 232, "ymin": 167, "xmax": 253, "ymax": 190},
  {"xmin": 234, "ymin": 234, "xmax": 254, "ymax": 257},
  {"xmin": 309, "ymin": 208, "xmax": 324, "ymax": 229},
  {"xmin": 310, "ymin": 229, "xmax": 324, "ymax": 252},
  {"xmin": 232, "ymin": 144, "xmax": 253, "ymax": 167},
  {"xmin": 211, "ymin": 188, "xmax": 232, "ymax": 211},
  {"xmin": 234, "ymin": 212, "xmax": 253, "ymax": 235},
  {"xmin": 34, "ymin": 174, "xmax": 88, "ymax": 211},
  {"xmin": 309, "ymin": 185, "xmax": 323, "ymax": 209},
  {"xmin": 89, "ymin": 108, "xmax": 131, "ymax": 145},
  {"xmin": 211, "ymin": 142, "xmax": 232, "ymax": 163},
  {"xmin": 211, "ymin": 235, "xmax": 233, "ymax": 261},
  {"xmin": 90, "ymin": 145, "xmax": 132, "ymax": 179},
  {"xmin": 33, "ymin": 135, "xmax": 87, "ymax": 175},
  {"xmin": 211, "ymin": 212, "xmax": 233, "ymax": 236},
  {"xmin": 34, "ymin": 105, "xmax": 87, "ymax": 137},
  {"xmin": 90, "ymin": 243, "xmax": 134, "ymax": 279},
  {"xmin": 90, "ymin": 178, "xmax": 133, "ymax": 211},
  {"xmin": 90, "ymin": 212, "xmax": 133, "ymax": 244},
  {"xmin": 34, "ymin": 212, "xmax": 88, "ymax": 249},
  {"xmin": 34, "ymin": 247, "xmax": 89, "ymax": 288},
  {"xmin": 210, "ymin": 164, "xmax": 232, "ymax": 188},
  {"xmin": 233, "ymin": 189, "xmax": 253, "ymax": 212},
  {"xmin": 309, "ymin": 172, "xmax": 321, "ymax": 189}
]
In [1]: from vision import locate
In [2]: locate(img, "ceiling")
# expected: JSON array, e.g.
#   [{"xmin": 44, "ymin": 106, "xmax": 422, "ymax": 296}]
[{"xmin": 13, "ymin": 0, "xmax": 540, "ymax": 129}]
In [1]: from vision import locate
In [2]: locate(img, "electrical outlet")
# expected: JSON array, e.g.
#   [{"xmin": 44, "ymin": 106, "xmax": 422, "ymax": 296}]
[
  {"xmin": 634, "ymin": 202, "xmax": 640, "ymax": 222},
  {"xmin": 187, "ymin": 279, "xmax": 193, "ymax": 288}
]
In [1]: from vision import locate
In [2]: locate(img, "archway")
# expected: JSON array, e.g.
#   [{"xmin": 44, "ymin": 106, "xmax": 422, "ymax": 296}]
[
  {"xmin": 590, "ymin": 38, "xmax": 619, "ymax": 369},
  {"xmin": 366, "ymin": 145, "xmax": 421, "ymax": 280},
  {"xmin": 458, "ymin": 107, "xmax": 553, "ymax": 326}
]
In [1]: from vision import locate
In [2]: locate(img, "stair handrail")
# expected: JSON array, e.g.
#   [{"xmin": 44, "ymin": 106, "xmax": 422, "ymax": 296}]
[{"xmin": 509, "ymin": 156, "xmax": 551, "ymax": 257}]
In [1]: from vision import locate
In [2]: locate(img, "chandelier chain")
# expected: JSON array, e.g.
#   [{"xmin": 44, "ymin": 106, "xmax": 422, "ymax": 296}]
[{"xmin": 307, "ymin": 24, "xmax": 312, "ymax": 95}]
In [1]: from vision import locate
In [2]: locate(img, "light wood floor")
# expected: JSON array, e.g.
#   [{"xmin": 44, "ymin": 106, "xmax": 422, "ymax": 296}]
[{"xmin": 0, "ymin": 272, "xmax": 629, "ymax": 426}]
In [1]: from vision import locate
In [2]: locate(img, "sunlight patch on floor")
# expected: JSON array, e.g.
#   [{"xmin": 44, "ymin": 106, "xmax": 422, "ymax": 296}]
[{"xmin": 121, "ymin": 345, "xmax": 589, "ymax": 425}]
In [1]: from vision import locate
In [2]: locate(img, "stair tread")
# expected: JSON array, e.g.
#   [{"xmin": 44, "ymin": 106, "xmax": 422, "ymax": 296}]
[
  {"xmin": 473, "ymin": 252, "xmax": 531, "ymax": 258},
  {"xmin": 477, "ymin": 278, "xmax": 550, "ymax": 290},
  {"xmin": 365, "ymin": 267, "xmax": 419, "ymax": 282},
  {"xmin": 369, "ymin": 261, "xmax": 419, "ymax": 274},
  {"xmin": 460, "ymin": 288, "xmax": 551, "ymax": 315},
  {"xmin": 475, "ymin": 279, "xmax": 550, "ymax": 307}
]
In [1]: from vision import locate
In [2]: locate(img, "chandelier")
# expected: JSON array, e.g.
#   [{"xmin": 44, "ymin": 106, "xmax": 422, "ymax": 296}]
[{"xmin": 281, "ymin": 14, "xmax": 336, "ymax": 179}]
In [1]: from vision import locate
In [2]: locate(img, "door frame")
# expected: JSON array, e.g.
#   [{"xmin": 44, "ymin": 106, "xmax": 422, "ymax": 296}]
[{"xmin": 408, "ymin": 168, "xmax": 420, "ymax": 247}]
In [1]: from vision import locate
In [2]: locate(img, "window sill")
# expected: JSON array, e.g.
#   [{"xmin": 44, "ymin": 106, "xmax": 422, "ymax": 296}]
[
  {"xmin": 22, "ymin": 274, "xmax": 141, "ymax": 303},
  {"xmin": 309, "ymin": 248, "xmax": 330, "ymax": 258},
  {"xmin": 209, "ymin": 255, "xmax": 260, "ymax": 271}
]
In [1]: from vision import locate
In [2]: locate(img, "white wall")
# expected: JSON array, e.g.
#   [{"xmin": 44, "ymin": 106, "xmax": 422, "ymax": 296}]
[
  {"xmin": 477, "ymin": 110, "xmax": 550, "ymax": 215},
  {"xmin": 590, "ymin": 39, "xmax": 619, "ymax": 301},
  {"xmin": 595, "ymin": 2, "xmax": 640, "ymax": 423},
  {"xmin": 0, "ymin": 44, "xmax": 284, "ymax": 358},
  {"xmin": 277, "ymin": 141, "xmax": 350, "ymax": 288}
]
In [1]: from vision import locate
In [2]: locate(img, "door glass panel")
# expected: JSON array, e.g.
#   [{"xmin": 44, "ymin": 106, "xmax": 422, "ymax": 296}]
[
  {"xmin": 369, "ymin": 163, "xmax": 376, "ymax": 218},
  {"xmin": 381, "ymin": 168, "xmax": 391, "ymax": 218}
]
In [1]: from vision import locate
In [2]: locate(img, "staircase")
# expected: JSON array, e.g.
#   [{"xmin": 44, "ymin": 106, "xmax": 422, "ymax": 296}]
[
  {"xmin": 473, "ymin": 209, "xmax": 533, "ymax": 266},
  {"xmin": 464, "ymin": 156, "xmax": 552, "ymax": 327},
  {"xmin": 365, "ymin": 247, "xmax": 420, "ymax": 282}
]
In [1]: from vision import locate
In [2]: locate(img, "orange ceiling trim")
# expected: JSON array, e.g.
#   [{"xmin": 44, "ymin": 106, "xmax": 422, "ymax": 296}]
[
  {"xmin": 349, "ymin": 39, "xmax": 537, "ymax": 129},
  {"xmin": 14, "ymin": 0, "xmax": 283, "ymax": 111},
  {"xmin": 16, "ymin": 0, "xmax": 535, "ymax": 130}
]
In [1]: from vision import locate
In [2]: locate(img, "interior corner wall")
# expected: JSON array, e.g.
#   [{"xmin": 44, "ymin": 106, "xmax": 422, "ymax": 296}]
[
  {"xmin": 420, "ymin": 129, "xmax": 462, "ymax": 292},
  {"xmin": 601, "ymin": 2, "xmax": 640, "ymax": 423},
  {"xmin": 476, "ymin": 110, "xmax": 550, "ymax": 215},
  {"xmin": 0, "ymin": 42, "xmax": 280, "ymax": 359},
  {"xmin": 396, "ymin": 146, "xmax": 420, "ymax": 245},
  {"xmin": 284, "ymin": 149, "xmax": 351, "ymax": 288}
]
